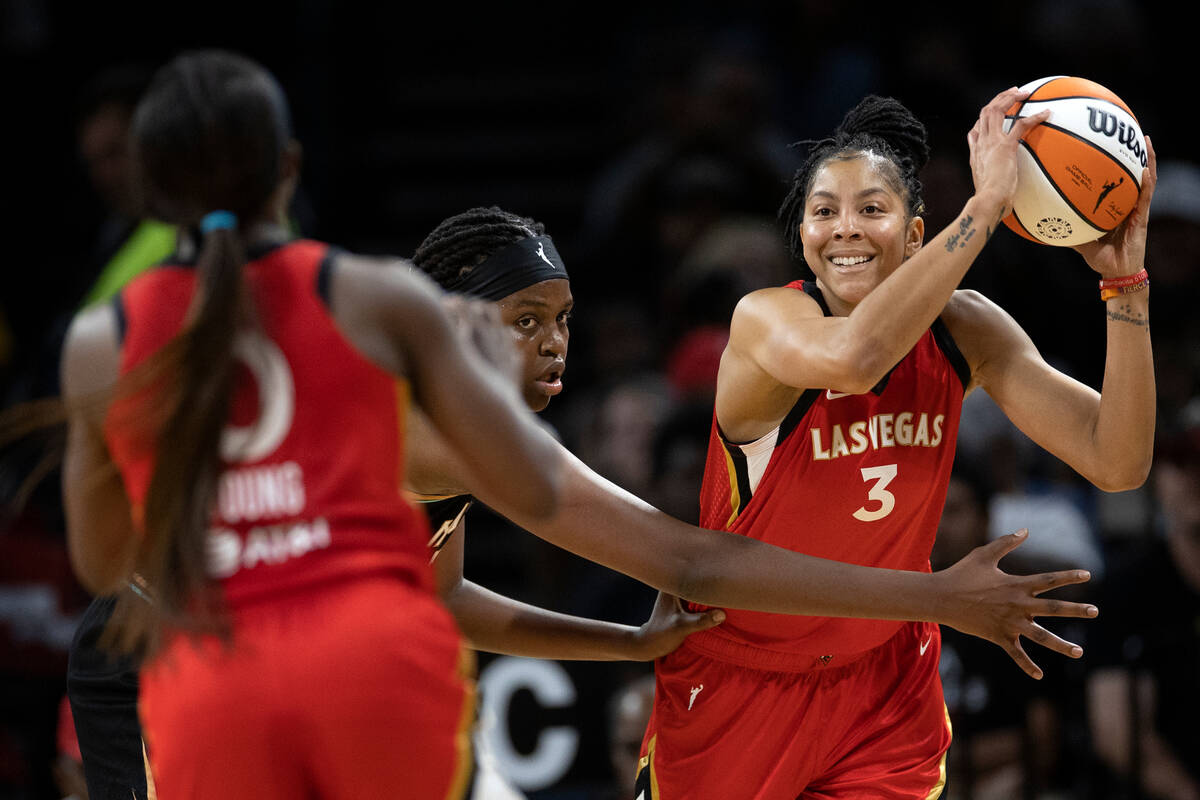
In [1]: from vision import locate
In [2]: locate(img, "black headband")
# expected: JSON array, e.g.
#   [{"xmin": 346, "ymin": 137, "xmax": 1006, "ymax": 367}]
[{"xmin": 444, "ymin": 235, "xmax": 569, "ymax": 301}]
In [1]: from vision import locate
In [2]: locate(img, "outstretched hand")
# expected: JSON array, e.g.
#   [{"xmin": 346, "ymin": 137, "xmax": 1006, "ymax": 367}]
[
  {"xmin": 1074, "ymin": 135, "xmax": 1158, "ymax": 278},
  {"xmin": 934, "ymin": 529, "xmax": 1097, "ymax": 679},
  {"xmin": 631, "ymin": 592, "xmax": 725, "ymax": 661}
]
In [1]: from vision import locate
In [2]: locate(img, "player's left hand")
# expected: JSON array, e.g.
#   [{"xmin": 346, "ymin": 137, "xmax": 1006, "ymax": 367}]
[
  {"xmin": 1074, "ymin": 135, "xmax": 1157, "ymax": 279},
  {"xmin": 935, "ymin": 529, "xmax": 1097, "ymax": 679},
  {"xmin": 630, "ymin": 592, "xmax": 725, "ymax": 661}
]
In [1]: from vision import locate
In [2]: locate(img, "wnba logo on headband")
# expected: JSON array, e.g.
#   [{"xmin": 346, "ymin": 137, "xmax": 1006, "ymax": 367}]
[{"xmin": 446, "ymin": 235, "xmax": 569, "ymax": 301}]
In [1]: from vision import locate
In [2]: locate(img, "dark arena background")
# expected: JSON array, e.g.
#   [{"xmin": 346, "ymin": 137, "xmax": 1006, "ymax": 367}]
[{"xmin": 2, "ymin": 2, "xmax": 1195, "ymax": 798}]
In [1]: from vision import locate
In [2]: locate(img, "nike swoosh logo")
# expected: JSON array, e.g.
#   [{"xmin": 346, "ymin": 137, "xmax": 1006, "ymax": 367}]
[
  {"xmin": 826, "ymin": 390, "xmax": 854, "ymax": 400},
  {"xmin": 920, "ymin": 636, "xmax": 932, "ymax": 656}
]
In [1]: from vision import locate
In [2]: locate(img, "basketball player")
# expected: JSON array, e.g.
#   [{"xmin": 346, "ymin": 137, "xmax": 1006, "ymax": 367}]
[
  {"xmin": 635, "ymin": 89, "xmax": 1157, "ymax": 798},
  {"xmin": 404, "ymin": 206, "xmax": 1101, "ymax": 669},
  {"xmin": 58, "ymin": 50, "xmax": 566, "ymax": 799}
]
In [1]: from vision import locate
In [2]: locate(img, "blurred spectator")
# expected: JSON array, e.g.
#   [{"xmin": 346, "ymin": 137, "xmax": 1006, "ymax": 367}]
[
  {"xmin": 660, "ymin": 215, "xmax": 794, "ymax": 403},
  {"xmin": 1086, "ymin": 420, "xmax": 1200, "ymax": 800},
  {"xmin": 576, "ymin": 38, "xmax": 794, "ymax": 317},
  {"xmin": 602, "ymin": 671, "xmax": 655, "ymax": 800},
  {"xmin": 988, "ymin": 483, "xmax": 1106, "ymax": 582},
  {"xmin": 0, "ymin": 444, "xmax": 89, "ymax": 800},
  {"xmin": 1145, "ymin": 160, "xmax": 1200, "ymax": 431},
  {"xmin": 571, "ymin": 373, "xmax": 676, "ymax": 504},
  {"xmin": 4, "ymin": 63, "xmax": 173, "ymax": 411},
  {"xmin": 934, "ymin": 462, "xmax": 1085, "ymax": 799},
  {"xmin": 73, "ymin": 64, "xmax": 176, "ymax": 309},
  {"xmin": 952, "ymin": 381, "xmax": 1107, "ymax": 583},
  {"xmin": 648, "ymin": 398, "xmax": 714, "ymax": 526}
]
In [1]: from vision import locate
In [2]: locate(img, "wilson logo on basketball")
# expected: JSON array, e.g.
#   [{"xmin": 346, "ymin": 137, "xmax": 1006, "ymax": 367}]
[{"xmin": 1086, "ymin": 107, "xmax": 1149, "ymax": 167}]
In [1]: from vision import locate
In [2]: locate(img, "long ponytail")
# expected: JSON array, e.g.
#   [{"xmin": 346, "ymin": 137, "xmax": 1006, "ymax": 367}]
[
  {"xmin": 107, "ymin": 218, "xmax": 249, "ymax": 655},
  {"xmin": 102, "ymin": 51, "xmax": 291, "ymax": 656}
]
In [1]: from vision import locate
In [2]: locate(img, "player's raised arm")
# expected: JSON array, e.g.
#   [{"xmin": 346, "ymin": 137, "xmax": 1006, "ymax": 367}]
[{"xmin": 944, "ymin": 136, "xmax": 1157, "ymax": 492}]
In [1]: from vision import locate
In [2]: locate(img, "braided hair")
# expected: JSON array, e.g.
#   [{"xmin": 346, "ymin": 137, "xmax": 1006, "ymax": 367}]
[
  {"xmin": 777, "ymin": 95, "xmax": 931, "ymax": 263},
  {"xmin": 413, "ymin": 206, "xmax": 546, "ymax": 289}
]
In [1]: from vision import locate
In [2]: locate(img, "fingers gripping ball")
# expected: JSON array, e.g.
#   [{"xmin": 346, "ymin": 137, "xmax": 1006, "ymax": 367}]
[{"xmin": 1002, "ymin": 76, "xmax": 1147, "ymax": 246}]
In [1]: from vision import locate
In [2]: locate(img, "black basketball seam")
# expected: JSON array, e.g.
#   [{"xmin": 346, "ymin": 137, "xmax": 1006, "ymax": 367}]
[
  {"xmin": 1007, "ymin": 203, "xmax": 1037, "ymax": 241},
  {"xmin": 1035, "ymin": 120, "xmax": 1143, "ymax": 190},
  {"xmin": 1014, "ymin": 75, "xmax": 1059, "ymax": 118},
  {"xmin": 1018, "ymin": 139, "xmax": 1109, "ymax": 235}
]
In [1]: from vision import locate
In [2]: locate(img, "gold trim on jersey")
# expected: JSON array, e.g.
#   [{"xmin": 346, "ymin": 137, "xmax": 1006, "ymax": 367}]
[
  {"xmin": 143, "ymin": 739, "xmax": 157, "ymax": 800},
  {"xmin": 721, "ymin": 447, "xmax": 742, "ymax": 529},
  {"xmin": 922, "ymin": 703, "xmax": 953, "ymax": 799},
  {"xmin": 444, "ymin": 644, "xmax": 478, "ymax": 800},
  {"xmin": 411, "ymin": 492, "xmax": 464, "ymax": 503},
  {"xmin": 633, "ymin": 734, "xmax": 660, "ymax": 799},
  {"xmin": 427, "ymin": 499, "xmax": 472, "ymax": 561}
]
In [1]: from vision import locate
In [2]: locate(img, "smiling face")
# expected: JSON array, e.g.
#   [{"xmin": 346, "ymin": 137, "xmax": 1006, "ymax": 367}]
[
  {"xmin": 495, "ymin": 278, "xmax": 574, "ymax": 412},
  {"xmin": 799, "ymin": 152, "xmax": 925, "ymax": 315}
]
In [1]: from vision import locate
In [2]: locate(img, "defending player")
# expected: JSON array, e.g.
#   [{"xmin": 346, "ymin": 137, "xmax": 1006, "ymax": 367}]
[{"xmin": 403, "ymin": 207, "xmax": 1102, "ymax": 672}]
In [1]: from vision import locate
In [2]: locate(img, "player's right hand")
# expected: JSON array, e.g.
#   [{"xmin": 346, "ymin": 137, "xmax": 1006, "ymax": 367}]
[
  {"xmin": 933, "ymin": 528, "xmax": 1097, "ymax": 679},
  {"xmin": 631, "ymin": 592, "xmax": 725, "ymax": 661},
  {"xmin": 967, "ymin": 88, "xmax": 1050, "ymax": 217}
]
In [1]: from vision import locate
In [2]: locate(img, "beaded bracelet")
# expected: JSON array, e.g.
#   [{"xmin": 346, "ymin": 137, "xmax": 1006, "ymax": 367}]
[{"xmin": 1099, "ymin": 268, "xmax": 1149, "ymax": 301}]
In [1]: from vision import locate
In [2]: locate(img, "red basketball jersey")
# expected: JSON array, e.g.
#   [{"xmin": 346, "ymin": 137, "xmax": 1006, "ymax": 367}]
[
  {"xmin": 104, "ymin": 239, "xmax": 435, "ymax": 609},
  {"xmin": 686, "ymin": 280, "xmax": 971, "ymax": 668}
]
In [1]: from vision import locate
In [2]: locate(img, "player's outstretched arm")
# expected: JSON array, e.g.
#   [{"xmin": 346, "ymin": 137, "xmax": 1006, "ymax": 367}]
[
  {"xmin": 469, "ymin": 446, "xmax": 1093, "ymax": 678},
  {"xmin": 434, "ymin": 522, "xmax": 723, "ymax": 661},
  {"xmin": 409, "ymin": 405, "xmax": 724, "ymax": 663}
]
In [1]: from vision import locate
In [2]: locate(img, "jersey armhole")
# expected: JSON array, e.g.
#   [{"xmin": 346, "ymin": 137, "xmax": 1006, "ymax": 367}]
[
  {"xmin": 799, "ymin": 280, "xmax": 833, "ymax": 316},
  {"xmin": 931, "ymin": 317, "xmax": 971, "ymax": 392},
  {"xmin": 315, "ymin": 247, "xmax": 345, "ymax": 309}
]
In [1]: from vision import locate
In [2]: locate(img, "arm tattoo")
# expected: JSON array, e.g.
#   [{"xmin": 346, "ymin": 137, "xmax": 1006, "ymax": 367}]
[
  {"xmin": 1106, "ymin": 302, "xmax": 1149, "ymax": 328},
  {"xmin": 945, "ymin": 215, "xmax": 978, "ymax": 252}
]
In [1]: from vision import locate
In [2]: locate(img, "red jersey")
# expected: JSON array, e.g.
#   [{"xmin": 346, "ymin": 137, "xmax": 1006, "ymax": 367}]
[
  {"xmin": 686, "ymin": 280, "xmax": 971, "ymax": 668},
  {"xmin": 103, "ymin": 239, "xmax": 435, "ymax": 609}
]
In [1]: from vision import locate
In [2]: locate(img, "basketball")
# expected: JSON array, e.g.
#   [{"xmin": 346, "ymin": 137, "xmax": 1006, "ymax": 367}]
[{"xmin": 1001, "ymin": 76, "xmax": 1147, "ymax": 246}]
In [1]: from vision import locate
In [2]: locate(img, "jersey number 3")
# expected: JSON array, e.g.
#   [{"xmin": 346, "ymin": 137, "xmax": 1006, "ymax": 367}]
[{"xmin": 853, "ymin": 464, "xmax": 897, "ymax": 522}]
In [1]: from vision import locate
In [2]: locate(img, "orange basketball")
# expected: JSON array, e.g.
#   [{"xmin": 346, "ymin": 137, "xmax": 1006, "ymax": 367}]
[{"xmin": 1001, "ymin": 76, "xmax": 1146, "ymax": 246}]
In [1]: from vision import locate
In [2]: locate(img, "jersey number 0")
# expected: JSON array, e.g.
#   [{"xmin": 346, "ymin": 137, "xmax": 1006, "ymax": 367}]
[{"xmin": 220, "ymin": 331, "xmax": 296, "ymax": 464}]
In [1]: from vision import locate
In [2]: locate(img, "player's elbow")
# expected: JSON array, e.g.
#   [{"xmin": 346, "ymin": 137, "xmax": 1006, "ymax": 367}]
[
  {"xmin": 66, "ymin": 524, "xmax": 137, "ymax": 597},
  {"xmin": 516, "ymin": 464, "xmax": 565, "ymax": 520},
  {"xmin": 666, "ymin": 533, "xmax": 754, "ymax": 606},
  {"xmin": 69, "ymin": 549, "xmax": 131, "ymax": 597},
  {"xmin": 825, "ymin": 336, "xmax": 892, "ymax": 395},
  {"xmin": 1092, "ymin": 458, "xmax": 1152, "ymax": 493},
  {"xmin": 1095, "ymin": 474, "xmax": 1149, "ymax": 494}
]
